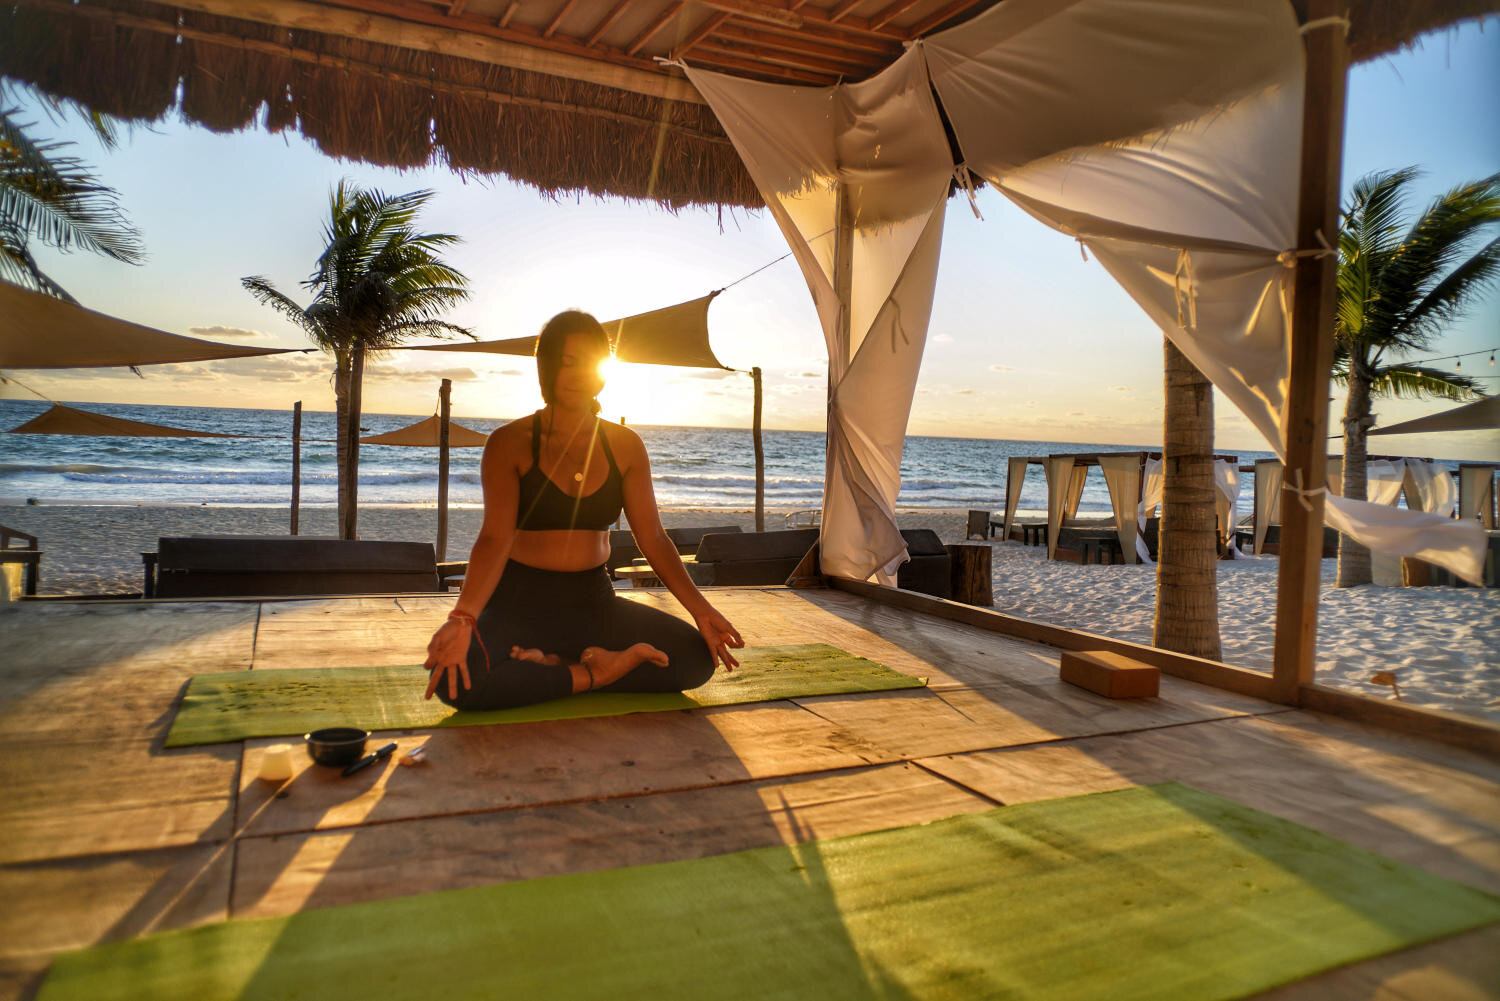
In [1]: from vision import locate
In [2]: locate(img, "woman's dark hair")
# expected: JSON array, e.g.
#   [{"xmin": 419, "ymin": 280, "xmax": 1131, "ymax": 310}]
[{"xmin": 535, "ymin": 310, "xmax": 611, "ymax": 410}]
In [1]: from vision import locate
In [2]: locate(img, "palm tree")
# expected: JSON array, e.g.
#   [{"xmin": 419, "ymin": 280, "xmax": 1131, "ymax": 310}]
[
  {"xmin": 1332, "ymin": 168, "xmax": 1497, "ymax": 587},
  {"xmin": 0, "ymin": 105, "xmax": 144, "ymax": 300},
  {"xmin": 1153, "ymin": 338, "xmax": 1221, "ymax": 660},
  {"xmin": 244, "ymin": 183, "xmax": 471, "ymax": 539}
]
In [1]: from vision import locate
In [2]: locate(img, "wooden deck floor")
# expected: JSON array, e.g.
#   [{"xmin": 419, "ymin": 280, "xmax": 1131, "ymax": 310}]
[{"xmin": 1, "ymin": 587, "xmax": 1496, "ymax": 1000}]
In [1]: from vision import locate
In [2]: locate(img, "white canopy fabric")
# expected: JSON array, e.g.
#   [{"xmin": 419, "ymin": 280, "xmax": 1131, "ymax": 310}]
[
  {"xmin": 1137, "ymin": 457, "xmax": 1164, "ymax": 562},
  {"xmin": 686, "ymin": 50, "xmax": 954, "ymax": 582},
  {"xmin": 1459, "ymin": 464, "xmax": 1497, "ymax": 528},
  {"xmin": 1253, "ymin": 458, "xmax": 1284, "ymax": 555},
  {"xmin": 1044, "ymin": 455, "xmax": 1077, "ymax": 561},
  {"xmin": 687, "ymin": 0, "xmax": 1485, "ymax": 583},
  {"xmin": 1098, "ymin": 453, "xmax": 1144, "ymax": 564},
  {"xmin": 1002, "ymin": 456, "xmax": 1033, "ymax": 541},
  {"xmin": 1366, "ymin": 459, "xmax": 1407, "ymax": 506},
  {"xmin": 1404, "ymin": 459, "xmax": 1460, "ymax": 518},
  {"xmin": 1370, "ymin": 395, "xmax": 1500, "ymax": 436},
  {"xmin": 1213, "ymin": 459, "xmax": 1240, "ymax": 544},
  {"xmin": 0, "ymin": 281, "xmax": 295, "ymax": 369}
]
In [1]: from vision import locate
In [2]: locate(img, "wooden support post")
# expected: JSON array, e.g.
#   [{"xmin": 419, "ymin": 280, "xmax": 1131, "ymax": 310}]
[
  {"xmin": 1270, "ymin": 0, "xmax": 1348, "ymax": 704},
  {"xmin": 824, "ymin": 180, "xmax": 854, "ymax": 570},
  {"xmin": 437, "ymin": 379, "xmax": 452, "ymax": 562},
  {"xmin": 290, "ymin": 401, "xmax": 302, "ymax": 536},
  {"xmin": 752, "ymin": 366, "xmax": 765, "ymax": 532},
  {"xmin": 946, "ymin": 542, "xmax": 992, "ymax": 606}
]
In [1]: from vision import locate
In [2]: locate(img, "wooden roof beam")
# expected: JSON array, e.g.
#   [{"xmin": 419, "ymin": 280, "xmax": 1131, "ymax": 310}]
[
  {"xmin": 88, "ymin": 0, "xmax": 706, "ymax": 103},
  {"xmin": 692, "ymin": 0, "xmax": 803, "ymax": 28},
  {"xmin": 694, "ymin": 38, "xmax": 867, "ymax": 76},
  {"xmin": 542, "ymin": 0, "xmax": 581, "ymax": 39},
  {"xmin": 674, "ymin": 11, "xmax": 732, "ymax": 57},
  {"xmin": 718, "ymin": 20, "xmax": 900, "ymax": 59},
  {"xmin": 446, "ymin": 0, "xmax": 469, "ymax": 16},
  {"xmin": 827, "ymin": 0, "xmax": 866, "ymax": 23},
  {"xmin": 869, "ymin": 0, "xmax": 925, "ymax": 30},
  {"xmin": 626, "ymin": 1, "xmax": 684, "ymax": 55},
  {"xmin": 713, "ymin": 23, "xmax": 888, "ymax": 68},
  {"xmin": 583, "ymin": 0, "xmax": 636, "ymax": 47},
  {"xmin": 498, "ymin": 1, "xmax": 518, "ymax": 27},
  {"xmin": 906, "ymin": 0, "xmax": 987, "ymax": 37},
  {"xmin": 686, "ymin": 49, "xmax": 834, "ymax": 84}
]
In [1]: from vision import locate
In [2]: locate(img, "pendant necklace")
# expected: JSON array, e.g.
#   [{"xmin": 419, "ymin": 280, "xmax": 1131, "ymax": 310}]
[{"xmin": 548, "ymin": 409, "xmax": 591, "ymax": 483}]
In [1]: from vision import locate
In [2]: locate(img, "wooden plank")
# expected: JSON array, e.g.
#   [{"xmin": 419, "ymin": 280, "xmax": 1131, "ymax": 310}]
[
  {"xmin": 0, "ymin": 603, "xmax": 252, "ymax": 862},
  {"xmin": 1300, "ymin": 683, "xmax": 1500, "ymax": 758},
  {"xmin": 0, "ymin": 843, "xmax": 231, "ymax": 1001},
  {"xmin": 53, "ymin": 0, "xmax": 707, "ymax": 104},
  {"xmin": 918, "ymin": 711, "xmax": 1500, "ymax": 895},
  {"xmin": 234, "ymin": 703, "xmax": 899, "ymax": 837},
  {"xmin": 230, "ymin": 762, "xmax": 992, "ymax": 918},
  {"xmin": 1245, "ymin": 924, "xmax": 1500, "ymax": 1001},
  {"xmin": 251, "ymin": 595, "xmax": 452, "ymax": 669},
  {"xmin": 1271, "ymin": 0, "xmax": 1349, "ymax": 703},
  {"xmin": 584, "ymin": 0, "xmax": 636, "ymax": 46},
  {"xmin": 692, "ymin": 0, "xmax": 804, "ymax": 28},
  {"xmin": 831, "ymin": 576, "xmax": 1276, "ymax": 699}
]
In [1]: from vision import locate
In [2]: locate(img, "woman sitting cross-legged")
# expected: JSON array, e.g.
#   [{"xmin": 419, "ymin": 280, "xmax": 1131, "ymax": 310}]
[{"xmin": 423, "ymin": 310, "xmax": 743, "ymax": 709}]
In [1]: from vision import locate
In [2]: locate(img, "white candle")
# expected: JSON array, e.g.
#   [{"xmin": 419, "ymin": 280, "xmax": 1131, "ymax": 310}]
[{"xmin": 259, "ymin": 743, "xmax": 294, "ymax": 782}]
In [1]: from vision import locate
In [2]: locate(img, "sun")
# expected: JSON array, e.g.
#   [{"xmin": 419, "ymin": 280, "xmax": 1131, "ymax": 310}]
[{"xmin": 596, "ymin": 356, "xmax": 662, "ymax": 425}]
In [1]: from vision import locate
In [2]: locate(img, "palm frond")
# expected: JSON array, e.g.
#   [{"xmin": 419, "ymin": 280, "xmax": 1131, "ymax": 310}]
[
  {"xmin": 1369, "ymin": 364, "xmax": 1486, "ymax": 401},
  {"xmin": 0, "ymin": 108, "xmax": 145, "ymax": 264}
]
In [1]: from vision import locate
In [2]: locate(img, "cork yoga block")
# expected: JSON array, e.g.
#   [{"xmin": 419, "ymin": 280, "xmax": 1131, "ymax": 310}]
[{"xmin": 1060, "ymin": 650, "xmax": 1160, "ymax": 699}]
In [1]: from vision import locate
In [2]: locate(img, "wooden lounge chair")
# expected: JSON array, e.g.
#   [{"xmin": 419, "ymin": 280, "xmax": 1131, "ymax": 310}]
[
  {"xmin": 691, "ymin": 528, "xmax": 951, "ymax": 598},
  {"xmin": 608, "ymin": 526, "xmax": 743, "ymax": 579},
  {"xmin": 152, "ymin": 537, "xmax": 443, "ymax": 598}
]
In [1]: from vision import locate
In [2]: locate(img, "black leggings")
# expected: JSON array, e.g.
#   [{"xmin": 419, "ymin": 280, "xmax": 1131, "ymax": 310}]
[{"xmin": 437, "ymin": 560, "xmax": 715, "ymax": 711}]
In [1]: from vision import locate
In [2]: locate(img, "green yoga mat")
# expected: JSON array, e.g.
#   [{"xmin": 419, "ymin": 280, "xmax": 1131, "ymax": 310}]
[
  {"xmin": 163, "ymin": 643, "xmax": 924, "ymax": 747},
  {"xmin": 37, "ymin": 783, "xmax": 1500, "ymax": 1001}
]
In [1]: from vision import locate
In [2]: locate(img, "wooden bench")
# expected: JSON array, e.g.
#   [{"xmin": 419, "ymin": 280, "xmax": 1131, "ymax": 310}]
[{"xmin": 153, "ymin": 537, "xmax": 443, "ymax": 598}]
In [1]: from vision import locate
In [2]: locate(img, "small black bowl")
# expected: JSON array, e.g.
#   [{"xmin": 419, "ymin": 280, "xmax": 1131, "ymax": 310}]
[{"xmin": 304, "ymin": 727, "xmax": 370, "ymax": 767}]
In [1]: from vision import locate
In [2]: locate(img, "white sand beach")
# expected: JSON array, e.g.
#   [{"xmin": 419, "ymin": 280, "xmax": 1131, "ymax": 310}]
[{"xmin": 5, "ymin": 502, "xmax": 1495, "ymax": 723}]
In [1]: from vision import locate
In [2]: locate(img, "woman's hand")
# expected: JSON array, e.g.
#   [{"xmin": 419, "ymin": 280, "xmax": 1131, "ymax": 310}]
[
  {"xmin": 695, "ymin": 606, "xmax": 744, "ymax": 672},
  {"xmin": 424, "ymin": 618, "xmax": 474, "ymax": 700}
]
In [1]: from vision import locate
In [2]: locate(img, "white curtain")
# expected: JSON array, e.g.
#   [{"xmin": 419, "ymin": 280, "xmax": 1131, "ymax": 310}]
[
  {"xmin": 1065, "ymin": 464, "xmax": 1089, "ymax": 522},
  {"xmin": 1003, "ymin": 456, "xmax": 1031, "ymax": 540},
  {"xmin": 1366, "ymin": 459, "xmax": 1407, "ymax": 506},
  {"xmin": 1137, "ymin": 457, "xmax": 1164, "ymax": 562},
  {"xmin": 1253, "ymin": 459, "xmax": 1283, "ymax": 555},
  {"xmin": 1213, "ymin": 459, "xmax": 1240, "ymax": 544},
  {"xmin": 689, "ymin": 0, "xmax": 1486, "ymax": 585},
  {"xmin": 685, "ymin": 51, "xmax": 954, "ymax": 582},
  {"xmin": 920, "ymin": 0, "xmax": 1484, "ymax": 583},
  {"xmin": 1045, "ymin": 455, "xmax": 1077, "ymax": 560},
  {"xmin": 1459, "ymin": 464, "xmax": 1497, "ymax": 528},
  {"xmin": 1099, "ymin": 453, "xmax": 1144, "ymax": 564},
  {"xmin": 1404, "ymin": 460, "xmax": 1459, "ymax": 517}
]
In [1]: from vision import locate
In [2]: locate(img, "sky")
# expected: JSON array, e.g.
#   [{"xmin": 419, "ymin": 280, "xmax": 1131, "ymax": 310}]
[{"xmin": 3, "ymin": 18, "xmax": 1498, "ymax": 461}]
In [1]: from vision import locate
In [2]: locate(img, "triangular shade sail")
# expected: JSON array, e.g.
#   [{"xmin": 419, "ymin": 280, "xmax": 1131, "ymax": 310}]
[
  {"xmin": 361, "ymin": 414, "xmax": 489, "ymax": 447},
  {"xmin": 0, "ymin": 281, "xmax": 296, "ymax": 369},
  {"xmin": 6, "ymin": 402, "xmax": 244, "ymax": 438},
  {"xmin": 1370, "ymin": 396, "xmax": 1500, "ymax": 436},
  {"xmin": 409, "ymin": 294, "xmax": 729, "ymax": 370}
]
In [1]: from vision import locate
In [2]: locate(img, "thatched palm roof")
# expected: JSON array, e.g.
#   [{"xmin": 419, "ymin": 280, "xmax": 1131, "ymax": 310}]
[{"xmin": 2, "ymin": 0, "xmax": 1494, "ymax": 210}]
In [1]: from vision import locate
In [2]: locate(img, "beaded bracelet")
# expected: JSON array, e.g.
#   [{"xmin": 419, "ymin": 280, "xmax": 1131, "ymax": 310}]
[{"xmin": 581, "ymin": 649, "xmax": 596, "ymax": 691}]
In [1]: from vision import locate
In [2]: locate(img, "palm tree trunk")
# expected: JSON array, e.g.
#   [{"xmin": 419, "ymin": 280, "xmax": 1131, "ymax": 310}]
[
  {"xmin": 332, "ymin": 350, "xmax": 353, "ymax": 541},
  {"xmin": 1335, "ymin": 367, "xmax": 1373, "ymax": 587},
  {"xmin": 1154, "ymin": 337, "xmax": 1222, "ymax": 660},
  {"xmin": 343, "ymin": 343, "xmax": 366, "ymax": 540}
]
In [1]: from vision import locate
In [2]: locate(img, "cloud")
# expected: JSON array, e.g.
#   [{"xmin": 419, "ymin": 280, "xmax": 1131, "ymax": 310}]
[
  {"xmin": 188, "ymin": 324, "xmax": 269, "ymax": 340},
  {"xmin": 789, "ymin": 370, "xmax": 824, "ymax": 380},
  {"xmin": 954, "ymin": 389, "xmax": 973, "ymax": 395},
  {"xmin": 1068, "ymin": 410, "xmax": 1086, "ymax": 417},
  {"xmin": 365, "ymin": 363, "xmax": 480, "ymax": 384},
  {"xmin": 1109, "ymin": 385, "xmax": 1130, "ymax": 392},
  {"xmin": 682, "ymin": 369, "xmax": 736, "ymax": 381},
  {"xmin": 989, "ymin": 364, "xmax": 1015, "ymax": 372},
  {"xmin": 1025, "ymin": 400, "xmax": 1037, "ymax": 408},
  {"xmin": 932, "ymin": 333, "xmax": 954, "ymax": 344}
]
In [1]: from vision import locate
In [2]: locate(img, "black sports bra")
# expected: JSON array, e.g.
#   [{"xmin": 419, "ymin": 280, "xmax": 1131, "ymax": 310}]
[{"xmin": 516, "ymin": 413, "xmax": 624, "ymax": 532}]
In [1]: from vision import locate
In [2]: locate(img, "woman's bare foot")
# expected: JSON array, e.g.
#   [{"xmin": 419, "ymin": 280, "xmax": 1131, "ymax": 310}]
[
  {"xmin": 511, "ymin": 646, "xmax": 562, "ymax": 666},
  {"xmin": 578, "ymin": 643, "xmax": 669, "ymax": 689}
]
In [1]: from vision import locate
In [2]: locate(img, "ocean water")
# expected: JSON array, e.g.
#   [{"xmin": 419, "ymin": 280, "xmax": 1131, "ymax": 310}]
[{"xmin": 1, "ymin": 398, "xmax": 1294, "ymax": 516}]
